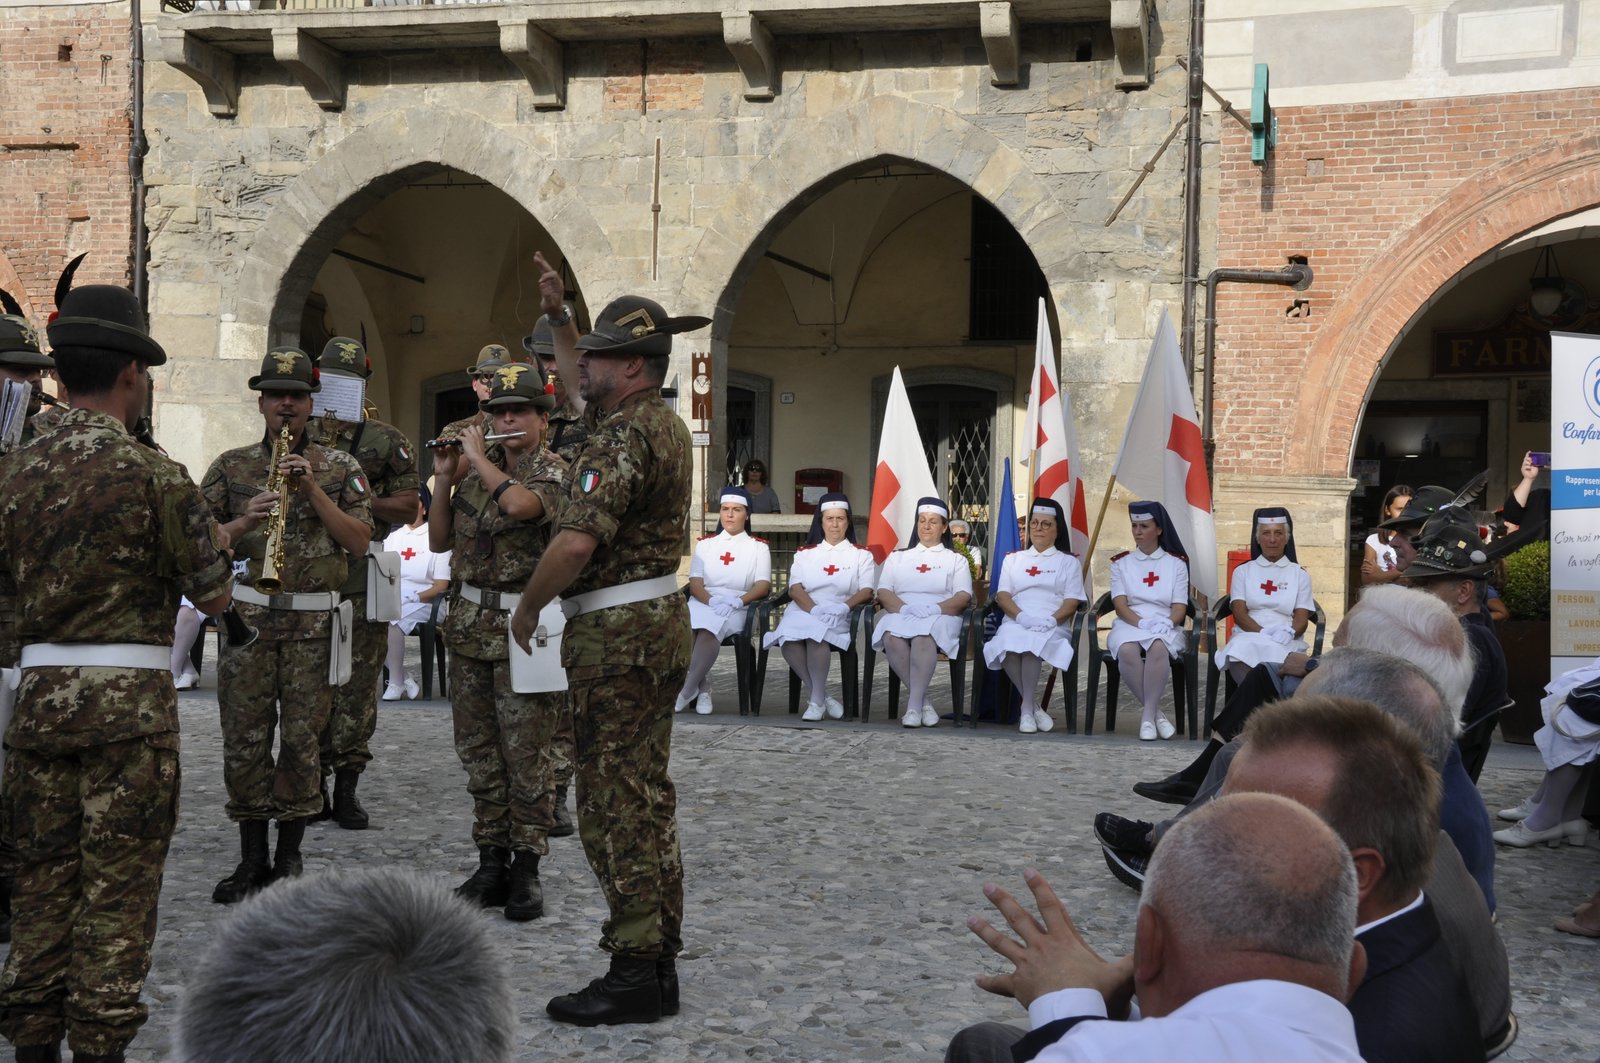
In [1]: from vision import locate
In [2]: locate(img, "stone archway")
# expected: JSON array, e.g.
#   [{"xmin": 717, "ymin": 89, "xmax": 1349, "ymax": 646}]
[
  {"xmin": 1297, "ymin": 129, "xmax": 1600, "ymax": 477},
  {"xmin": 229, "ymin": 107, "xmax": 615, "ymax": 347}
]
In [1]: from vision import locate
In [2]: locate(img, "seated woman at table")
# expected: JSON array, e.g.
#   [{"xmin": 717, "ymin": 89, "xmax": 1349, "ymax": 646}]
[
  {"xmin": 675, "ymin": 486, "xmax": 772, "ymax": 715},
  {"xmin": 872, "ymin": 496, "xmax": 974, "ymax": 729},
  {"xmin": 1214, "ymin": 506, "xmax": 1313, "ymax": 686},
  {"xmin": 983, "ymin": 498, "xmax": 1085, "ymax": 734},
  {"xmin": 762, "ymin": 492, "xmax": 876, "ymax": 721},
  {"xmin": 1107, "ymin": 500, "xmax": 1191, "ymax": 741}
]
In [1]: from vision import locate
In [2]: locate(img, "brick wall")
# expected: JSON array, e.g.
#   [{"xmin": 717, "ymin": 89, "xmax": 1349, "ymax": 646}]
[
  {"xmin": 0, "ymin": 4, "xmax": 132, "ymax": 315},
  {"xmin": 602, "ymin": 39, "xmax": 707, "ymax": 113},
  {"xmin": 1212, "ymin": 89, "xmax": 1600, "ymax": 478}
]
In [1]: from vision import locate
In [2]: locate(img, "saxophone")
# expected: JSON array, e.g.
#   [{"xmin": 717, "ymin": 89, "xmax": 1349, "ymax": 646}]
[{"xmin": 255, "ymin": 423, "xmax": 293, "ymax": 594}]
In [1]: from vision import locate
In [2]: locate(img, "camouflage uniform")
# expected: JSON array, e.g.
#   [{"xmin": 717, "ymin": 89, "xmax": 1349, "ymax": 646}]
[
  {"xmin": 0, "ymin": 414, "xmax": 61, "ymax": 669},
  {"xmin": 318, "ymin": 413, "xmax": 418, "ymax": 778},
  {"xmin": 445, "ymin": 444, "xmax": 568, "ymax": 855},
  {"xmin": 201, "ymin": 437, "xmax": 372, "ymax": 822},
  {"xmin": 560, "ymin": 388, "xmax": 692, "ymax": 959},
  {"xmin": 0, "ymin": 409, "xmax": 230, "ymax": 1056},
  {"xmin": 543, "ymin": 394, "xmax": 589, "ymax": 792}
]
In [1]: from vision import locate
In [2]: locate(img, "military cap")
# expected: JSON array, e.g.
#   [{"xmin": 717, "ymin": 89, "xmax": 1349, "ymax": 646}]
[
  {"xmin": 47, "ymin": 284, "xmax": 165, "ymax": 367},
  {"xmin": 1378, "ymin": 485, "xmax": 1455, "ymax": 530},
  {"xmin": 0, "ymin": 316, "xmax": 51, "ymax": 370},
  {"xmin": 248, "ymin": 347, "xmax": 320, "ymax": 393},
  {"xmin": 575, "ymin": 295, "xmax": 710, "ymax": 358},
  {"xmin": 468, "ymin": 344, "xmax": 510, "ymax": 375},
  {"xmin": 319, "ymin": 336, "xmax": 371, "ymax": 379},
  {"xmin": 479, "ymin": 361, "xmax": 555, "ymax": 411},
  {"xmin": 522, "ymin": 317, "xmax": 555, "ymax": 358},
  {"xmin": 1400, "ymin": 509, "xmax": 1493, "ymax": 580}
]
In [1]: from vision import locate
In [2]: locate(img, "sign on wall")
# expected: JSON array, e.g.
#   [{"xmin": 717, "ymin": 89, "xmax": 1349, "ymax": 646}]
[
  {"xmin": 1549, "ymin": 333, "xmax": 1600, "ymax": 672},
  {"xmin": 691, "ymin": 353, "xmax": 712, "ymax": 422}
]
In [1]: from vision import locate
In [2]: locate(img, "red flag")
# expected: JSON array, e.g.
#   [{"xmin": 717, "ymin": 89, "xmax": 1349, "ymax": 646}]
[{"xmin": 867, "ymin": 367, "xmax": 938, "ymax": 565}]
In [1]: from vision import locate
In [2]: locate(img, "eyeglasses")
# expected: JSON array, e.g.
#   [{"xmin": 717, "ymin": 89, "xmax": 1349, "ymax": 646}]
[
  {"xmin": 474, "ymin": 373, "xmax": 497, "ymax": 383},
  {"xmin": 951, "ymin": 531, "xmax": 969, "ymax": 539}
]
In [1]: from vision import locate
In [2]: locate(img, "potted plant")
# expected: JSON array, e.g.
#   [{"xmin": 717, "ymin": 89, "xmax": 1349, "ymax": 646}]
[{"xmin": 1496, "ymin": 540, "xmax": 1550, "ymax": 744}]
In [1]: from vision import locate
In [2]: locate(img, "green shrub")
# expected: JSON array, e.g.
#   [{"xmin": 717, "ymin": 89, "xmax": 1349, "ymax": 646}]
[{"xmin": 1500, "ymin": 540, "xmax": 1550, "ymax": 621}]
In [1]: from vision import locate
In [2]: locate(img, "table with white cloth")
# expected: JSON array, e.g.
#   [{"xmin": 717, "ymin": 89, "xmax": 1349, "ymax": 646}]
[
  {"xmin": 983, "ymin": 546, "xmax": 1085, "ymax": 672},
  {"xmin": 871, "ymin": 542, "xmax": 973, "ymax": 657},
  {"xmin": 1213, "ymin": 554, "xmax": 1312, "ymax": 671},
  {"xmin": 687, "ymin": 529, "xmax": 772, "ymax": 641}
]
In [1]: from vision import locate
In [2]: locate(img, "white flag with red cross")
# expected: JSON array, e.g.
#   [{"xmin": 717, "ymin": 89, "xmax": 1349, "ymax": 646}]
[
  {"xmin": 1021, "ymin": 298, "xmax": 1094, "ymax": 601},
  {"xmin": 867, "ymin": 366, "xmax": 939, "ymax": 566},
  {"xmin": 1110, "ymin": 309, "xmax": 1219, "ymax": 598}
]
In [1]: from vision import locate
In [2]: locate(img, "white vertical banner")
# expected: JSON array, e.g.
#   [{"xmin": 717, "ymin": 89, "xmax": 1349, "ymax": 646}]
[{"xmin": 1549, "ymin": 332, "xmax": 1600, "ymax": 675}]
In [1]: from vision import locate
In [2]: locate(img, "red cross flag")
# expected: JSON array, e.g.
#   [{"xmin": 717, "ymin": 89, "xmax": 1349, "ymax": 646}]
[
  {"xmin": 867, "ymin": 366, "xmax": 938, "ymax": 565},
  {"xmin": 1110, "ymin": 309, "xmax": 1219, "ymax": 598},
  {"xmin": 1021, "ymin": 298, "xmax": 1094, "ymax": 601}
]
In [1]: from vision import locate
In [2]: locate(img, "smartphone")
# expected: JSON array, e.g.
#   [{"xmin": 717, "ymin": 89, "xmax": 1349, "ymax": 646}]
[{"xmin": 1528, "ymin": 451, "xmax": 1552, "ymax": 468}]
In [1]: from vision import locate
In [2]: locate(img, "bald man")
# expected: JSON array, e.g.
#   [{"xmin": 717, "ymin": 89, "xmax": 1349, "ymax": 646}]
[{"xmin": 950, "ymin": 792, "xmax": 1366, "ymax": 1063}]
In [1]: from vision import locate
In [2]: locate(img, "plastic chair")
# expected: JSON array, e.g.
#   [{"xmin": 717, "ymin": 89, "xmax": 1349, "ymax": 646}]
[
  {"xmin": 861, "ymin": 603, "xmax": 982, "ymax": 726},
  {"xmin": 412, "ymin": 596, "xmax": 449, "ymax": 700},
  {"xmin": 1084, "ymin": 592, "xmax": 1199, "ymax": 737},
  {"xmin": 751, "ymin": 592, "xmax": 870, "ymax": 718},
  {"xmin": 1203, "ymin": 595, "xmax": 1325, "ymax": 735},
  {"xmin": 973, "ymin": 600, "xmax": 1090, "ymax": 733}
]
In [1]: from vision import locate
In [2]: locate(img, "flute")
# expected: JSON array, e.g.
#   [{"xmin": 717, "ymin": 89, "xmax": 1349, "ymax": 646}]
[{"xmin": 424, "ymin": 431, "xmax": 527, "ymax": 449}]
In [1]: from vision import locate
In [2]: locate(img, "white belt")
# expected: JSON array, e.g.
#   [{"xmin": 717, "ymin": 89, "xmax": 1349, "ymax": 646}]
[
  {"xmin": 233, "ymin": 585, "xmax": 341, "ymax": 611},
  {"xmin": 21, "ymin": 643, "xmax": 171, "ymax": 670},
  {"xmin": 460, "ymin": 582, "xmax": 518, "ymax": 613},
  {"xmin": 561, "ymin": 575, "xmax": 680, "ymax": 620}
]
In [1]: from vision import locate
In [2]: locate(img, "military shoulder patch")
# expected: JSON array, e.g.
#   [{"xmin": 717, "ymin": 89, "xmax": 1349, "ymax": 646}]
[
  {"xmin": 396, "ymin": 444, "xmax": 412, "ymax": 463},
  {"xmin": 349, "ymin": 473, "xmax": 369, "ymax": 497},
  {"xmin": 1110, "ymin": 550, "xmax": 1130, "ymax": 562},
  {"xmin": 577, "ymin": 468, "xmax": 601, "ymax": 493}
]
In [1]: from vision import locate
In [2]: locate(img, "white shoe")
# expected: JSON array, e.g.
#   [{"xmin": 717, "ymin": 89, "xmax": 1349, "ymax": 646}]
[
  {"xmin": 403, "ymin": 677, "xmax": 420, "ymax": 700},
  {"xmin": 1139, "ymin": 721, "xmax": 1157, "ymax": 741},
  {"xmin": 695, "ymin": 692, "xmax": 713, "ymax": 715},
  {"xmin": 802, "ymin": 702, "xmax": 825, "ymax": 722},
  {"xmin": 921, "ymin": 705, "xmax": 939, "ymax": 727},
  {"xmin": 1497, "ymin": 798, "xmax": 1536, "ymax": 822},
  {"xmin": 1493, "ymin": 820, "xmax": 1574, "ymax": 848},
  {"xmin": 1018, "ymin": 711, "xmax": 1037, "ymax": 734},
  {"xmin": 901, "ymin": 704, "xmax": 922, "ymax": 728},
  {"xmin": 174, "ymin": 670, "xmax": 200, "ymax": 691},
  {"xmin": 1034, "ymin": 709, "xmax": 1055, "ymax": 733},
  {"xmin": 674, "ymin": 689, "xmax": 695, "ymax": 713},
  {"xmin": 824, "ymin": 697, "xmax": 845, "ymax": 720},
  {"xmin": 1155, "ymin": 716, "xmax": 1176, "ymax": 740},
  {"xmin": 381, "ymin": 683, "xmax": 404, "ymax": 702}
]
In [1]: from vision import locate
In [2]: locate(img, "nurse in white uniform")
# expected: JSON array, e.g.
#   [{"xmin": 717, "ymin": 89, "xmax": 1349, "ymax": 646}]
[
  {"xmin": 873, "ymin": 496, "xmax": 974, "ymax": 728},
  {"xmin": 1215, "ymin": 506, "xmax": 1313, "ymax": 685},
  {"xmin": 762, "ymin": 492, "xmax": 876, "ymax": 721},
  {"xmin": 1107, "ymin": 500, "xmax": 1191, "ymax": 741},
  {"xmin": 983, "ymin": 498, "xmax": 1085, "ymax": 734},
  {"xmin": 676, "ymin": 486, "xmax": 772, "ymax": 714}
]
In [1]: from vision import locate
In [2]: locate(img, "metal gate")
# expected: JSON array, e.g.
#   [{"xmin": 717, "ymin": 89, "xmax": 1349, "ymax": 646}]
[
  {"xmin": 910, "ymin": 385, "xmax": 995, "ymax": 552},
  {"xmin": 724, "ymin": 385, "xmax": 757, "ymax": 484}
]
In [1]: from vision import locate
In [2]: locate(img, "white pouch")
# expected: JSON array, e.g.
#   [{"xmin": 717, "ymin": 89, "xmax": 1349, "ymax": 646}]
[
  {"xmin": 0, "ymin": 666, "xmax": 18, "ymax": 780},
  {"xmin": 508, "ymin": 599, "xmax": 567, "ymax": 694},
  {"xmin": 328, "ymin": 600, "xmax": 354, "ymax": 686},
  {"xmin": 366, "ymin": 547, "xmax": 402, "ymax": 622}
]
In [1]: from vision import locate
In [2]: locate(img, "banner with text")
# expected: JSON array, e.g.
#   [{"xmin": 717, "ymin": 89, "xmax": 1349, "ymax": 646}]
[{"xmin": 1550, "ymin": 332, "xmax": 1600, "ymax": 672}]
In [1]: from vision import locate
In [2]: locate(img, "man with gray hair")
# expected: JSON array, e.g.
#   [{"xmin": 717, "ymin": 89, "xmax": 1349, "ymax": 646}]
[
  {"xmin": 948, "ymin": 792, "xmax": 1366, "ymax": 1062},
  {"xmin": 175, "ymin": 868, "xmax": 514, "ymax": 1063}
]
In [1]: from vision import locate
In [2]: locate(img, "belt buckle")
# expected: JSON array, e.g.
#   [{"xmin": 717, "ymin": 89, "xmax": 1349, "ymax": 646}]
[
  {"xmin": 483, "ymin": 590, "xmax": 504, "ymax": 612},
  {"xmin": 268, "ymin": 593, "xmax": 292, "ymax": 610}
]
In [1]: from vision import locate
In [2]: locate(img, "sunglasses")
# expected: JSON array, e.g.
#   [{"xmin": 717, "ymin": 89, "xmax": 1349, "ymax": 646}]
[{"xmin": 474, "ymin": 373, "xmax": 497, "ymax": 383}]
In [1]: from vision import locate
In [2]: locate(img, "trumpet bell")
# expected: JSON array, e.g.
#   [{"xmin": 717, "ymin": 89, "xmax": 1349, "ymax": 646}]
[{"xmin": 254, "ymin": 577, "xmax": 282, "ymax": 594}]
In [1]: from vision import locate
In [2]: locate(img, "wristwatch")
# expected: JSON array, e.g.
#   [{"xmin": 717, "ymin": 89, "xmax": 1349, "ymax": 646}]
[{"xmin": 547, "ymin": 304, "xmax": 572, "ymax": 328}]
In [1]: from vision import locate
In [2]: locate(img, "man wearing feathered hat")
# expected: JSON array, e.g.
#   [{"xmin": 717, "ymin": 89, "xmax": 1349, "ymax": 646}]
[
  {"xmin": 511, "ymin": 290, "xmax": 707, "ymax": 1026},
  {"xmin": 0, "ymin": 276, "xmax": 233, "ymax": 1063},
  {"xmin": 199, "ymin": 347, "xmax": 374, "ymax": 907}
]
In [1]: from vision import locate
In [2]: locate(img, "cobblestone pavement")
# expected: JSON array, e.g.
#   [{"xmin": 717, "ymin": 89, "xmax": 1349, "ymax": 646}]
[{"xmin": 17, "ymin": 646, "xmax": 1597, "ymax": 1062}]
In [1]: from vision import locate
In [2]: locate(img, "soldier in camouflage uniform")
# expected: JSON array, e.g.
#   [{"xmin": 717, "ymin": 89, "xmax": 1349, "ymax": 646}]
[
  {"xmin": 312, "ymin": 337, "xmax": 419, "ymax": 831},
  {"xmin": 512, "ymin": 293, "xmax": 705, "ymax": 1026},
  {"xmin": 432, "ymin": 344, "xmax": 513, "ymax": 446},
  {"xmin": 0, "ymin": 284, "xmax": 233, "ymax": 1063},
  {"xmin": 428, "ymin": 362, "xmax": 567, "ymax": 921},
  {"xmin": 201, "ymin": 348, "xmax": 373, "ymax": 905},
  {"xmin": 0, "ymin": 304, "xmax": 59, "ymax": 945}
]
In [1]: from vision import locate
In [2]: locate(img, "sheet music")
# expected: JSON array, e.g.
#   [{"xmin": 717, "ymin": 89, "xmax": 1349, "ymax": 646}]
[
  {"xmin": 310, "ymin": 374, "xmax": 364, "ymax": 422},
  {"xmin": 0, "ymin": 381, "xmax": 30, "ymax": 451}
]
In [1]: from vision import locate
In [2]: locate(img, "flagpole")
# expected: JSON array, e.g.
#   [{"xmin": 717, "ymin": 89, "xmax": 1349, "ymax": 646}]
[{"xmin": 1086, "ymin": 473, "xmax": 1119, "ymax": 563}]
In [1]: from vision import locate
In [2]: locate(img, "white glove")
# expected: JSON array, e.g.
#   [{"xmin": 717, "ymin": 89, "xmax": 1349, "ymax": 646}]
[
  {"xmin": 906, "ymin": 603, "xmax": 939, "ymax": 620},
  {"xmin": 710, "ymin": 595, "xmax": 741, "ymax": 616},
  {"xmin": 1266, "ymin": 625, "xmax": 1295, "ymax": 646},
  {"xmin": 811, "ymin": 601, "xmax": 847, "ymax": 620},
  {"xmin": 1024, "ymin": 613, "xmax": 1058, "ymax": 633},
  {"xmin": 1138, "ymin": 615, "xmax": 1174, "ymax": 636}
]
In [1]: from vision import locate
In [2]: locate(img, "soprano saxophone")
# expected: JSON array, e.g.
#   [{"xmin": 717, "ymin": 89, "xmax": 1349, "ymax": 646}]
[{"xmin": 255, "ymin": 423, "xmax": 293, "ymax": 594}]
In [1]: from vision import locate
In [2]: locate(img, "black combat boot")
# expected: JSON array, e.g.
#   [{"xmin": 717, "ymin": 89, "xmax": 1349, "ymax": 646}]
[
  {"xmin": 454, "ymin": 846, "xmax": 510, "ymax": 908},
  {"xmin": 0, "ymin": 872, "xmax": 13, "ymax": 944},
  {"xmin": 311, "ymin": 774, "xmax": 333, "ymax": 822},
  {"xmin": 546, "ymin": 956, "xmax": 663, "ymax": 1026},
  {"xmin": 550, "ymin": 785, "xmax": 575, "ymax": 838},
  {"xmin": 14, "ymin": 1043, "xmax": 61, "ymax": 1063},
  {"xmin": 211, "ymin": 821, "xmax": 271, "ymax": 904},
  {"xmin": 503, "ymin": 851, "xmax": 544, "ymax": 921},
  {"xmin": 657, "ymin": 956, "xmax": 680, "ymax": 1016},
  {"xmin": 332, "ymin": 768, "xmax": 369, "ymax": 830},
  {"xmin": 71, "ymin": 1050, "xmax": 125, "ymax": 1063},
  {"xmin": 270, "ymin": 818, "xmax": 307, "ymax": 882}
]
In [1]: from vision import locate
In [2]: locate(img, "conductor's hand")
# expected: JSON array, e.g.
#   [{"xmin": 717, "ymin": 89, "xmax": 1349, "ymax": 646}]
[
  {"xmin": 966, "ymin": 869, "xmax": 1136, "ymax": 1014},
  {"xmin": 534, "ymin": 251, "xmax": 565, "ymax": 317},
  {"xmin": 510, "ymin": 597, "xmax": 538, "ymax": 654}
]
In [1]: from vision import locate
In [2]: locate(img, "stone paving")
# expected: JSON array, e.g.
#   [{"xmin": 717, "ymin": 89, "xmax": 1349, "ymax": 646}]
[{"xmin": 17, "ymin": 646, "xmax": 1598, "ymax": 1062}]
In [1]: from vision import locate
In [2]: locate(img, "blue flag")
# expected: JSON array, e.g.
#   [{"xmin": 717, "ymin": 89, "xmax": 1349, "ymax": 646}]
[{"xmin": 989, "ymin": 458, "xmax": 1023, "ymax": 601}]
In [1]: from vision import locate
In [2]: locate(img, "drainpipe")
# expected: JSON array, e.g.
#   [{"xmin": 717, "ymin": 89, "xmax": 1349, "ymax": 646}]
[
  {"xmin": 1201, "ymin": 261, "xmax": 1313, "ymax": 479},
  {"xmin": 1179, "ymin": 0, "xmax": 1204, "ymax": 373},
  {"xmin": 130, "ymin": 0, "xmax": 148, "ymax": 309}
]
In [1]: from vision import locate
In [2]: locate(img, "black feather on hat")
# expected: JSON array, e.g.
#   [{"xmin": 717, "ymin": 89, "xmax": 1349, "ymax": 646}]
[{"xmin": 45, "ymin": 255, "xmax": 166, "ymax": 367}]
